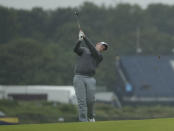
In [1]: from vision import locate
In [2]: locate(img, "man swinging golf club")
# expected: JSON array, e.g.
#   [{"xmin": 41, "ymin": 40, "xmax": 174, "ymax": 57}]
[{"xmin": 73, "ymin": 30, "xmax": 109, "ymax": 122}]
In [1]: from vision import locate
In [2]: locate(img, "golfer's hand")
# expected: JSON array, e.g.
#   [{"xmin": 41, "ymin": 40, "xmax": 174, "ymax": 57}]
[{"xmin": 79, "ymin": 30, "xmax": 85, "ymax": 41}]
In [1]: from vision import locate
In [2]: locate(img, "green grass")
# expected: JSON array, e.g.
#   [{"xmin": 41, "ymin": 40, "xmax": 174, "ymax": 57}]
[
  {"xmin": 1, "ymin": 118, "xmax": 174, "ymax": 131},
  {"xmin": 2, "ymin": 100, "xmax": 174, "ymax": 123}
]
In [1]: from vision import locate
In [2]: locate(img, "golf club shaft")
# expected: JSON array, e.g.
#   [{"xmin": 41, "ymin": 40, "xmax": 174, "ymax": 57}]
[
  {"xmin": 74, "ymin": 11, "xmax": 81, "ymax": 30},
  {"xmin": 77, "ymin": 21, "xmax": 81, "ymax": 30}
]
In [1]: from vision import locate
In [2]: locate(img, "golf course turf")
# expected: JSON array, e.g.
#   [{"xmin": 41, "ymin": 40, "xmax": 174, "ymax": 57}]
[{"xmin": 1, "ymin": 118, "xmax": 174, "ymax": 131}]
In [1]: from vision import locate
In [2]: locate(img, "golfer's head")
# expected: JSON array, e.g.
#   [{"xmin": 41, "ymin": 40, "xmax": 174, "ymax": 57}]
[{"xmin": 96, "ymin": 42, "xmax": 109, "ymax": 52}]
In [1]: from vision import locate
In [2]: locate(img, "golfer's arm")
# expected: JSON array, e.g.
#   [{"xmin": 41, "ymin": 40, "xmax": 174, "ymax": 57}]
[
  {"xmin": 74, "ymin": 40, "xmax": 83, "ymax": 56},
  {"xmin": 83, "ymin": 37, "xmax": 102, "ymax": 61}
]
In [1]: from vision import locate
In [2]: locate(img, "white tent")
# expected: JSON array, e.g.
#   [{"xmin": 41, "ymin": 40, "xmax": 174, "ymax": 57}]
[{"xmin": 0, "ymin": 85, "xmax": 77, "ymax": 104}]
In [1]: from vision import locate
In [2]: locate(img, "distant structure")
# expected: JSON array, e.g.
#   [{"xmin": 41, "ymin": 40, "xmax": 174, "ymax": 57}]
[
  {"xmin": 136, "ymin": 27, "xmax": 142, "ymax": 54},
  {"xmin": 0, "ymin": 85, "xmax": 77, "ymax": 104},
  {"xmin": 95, "ymin": 92, "xmax": 122, "ymax": 108},
  {"xmin": 115, "ymin": 55, "xmax": 174, "ymax": 104},
  {"xmin": 0, "ymin": 85, "xmax": 121, "ymax": 107}
]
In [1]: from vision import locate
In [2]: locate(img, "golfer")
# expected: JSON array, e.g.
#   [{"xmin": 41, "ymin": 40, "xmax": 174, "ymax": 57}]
[{"xmin": 73, "ymin": 30, "xmax": 108, "ymax": 122}]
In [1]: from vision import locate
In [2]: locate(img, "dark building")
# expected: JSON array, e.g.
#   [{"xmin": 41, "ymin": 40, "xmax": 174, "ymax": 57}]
[{"xmin": 115, "ymin": 55, "xmax": 174, "ymax": 105}]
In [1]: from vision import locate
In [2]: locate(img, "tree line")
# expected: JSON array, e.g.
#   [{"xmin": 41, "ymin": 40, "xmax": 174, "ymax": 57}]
[{"xmin": 0, "ymin": 2, "xmax": 174, "ymax": 88}]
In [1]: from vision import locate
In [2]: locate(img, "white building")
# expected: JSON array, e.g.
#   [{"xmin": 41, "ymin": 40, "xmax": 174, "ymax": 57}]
[
  {"xmin": 0, "ymin": 85, "xmax": 122, "ymax": 107},
  {"xmin": 0, "ymin": 85, "xmax": 77, "ymax": 104},
  {"xmin": 95, "ymin": 92, "xmax": 122, "ymax": 108}
]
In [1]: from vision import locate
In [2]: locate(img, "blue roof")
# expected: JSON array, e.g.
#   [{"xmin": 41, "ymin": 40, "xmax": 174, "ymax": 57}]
[{"xmin": 120, "ymin": 56, "xmax": 174, "ymax": 97}]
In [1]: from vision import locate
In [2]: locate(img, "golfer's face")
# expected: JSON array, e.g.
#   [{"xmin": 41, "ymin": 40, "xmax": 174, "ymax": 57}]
[{"xmin": 96, "ymin": 43, "xmax": 105, "ymax": 52}]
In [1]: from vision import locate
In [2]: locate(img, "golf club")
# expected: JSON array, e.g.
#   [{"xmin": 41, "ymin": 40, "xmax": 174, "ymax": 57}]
[{"xmin": 74, "ymin": 10, "xmax": 81, "ymax": 30}]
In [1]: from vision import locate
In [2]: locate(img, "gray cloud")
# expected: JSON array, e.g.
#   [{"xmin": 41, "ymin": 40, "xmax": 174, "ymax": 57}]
[{"xmin": 0, "ymin": 0, "xmax": 173, "ymax": 10}]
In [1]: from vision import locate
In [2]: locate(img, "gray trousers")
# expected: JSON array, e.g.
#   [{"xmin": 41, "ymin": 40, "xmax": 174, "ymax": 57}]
[{"xmin": 73, "ymin": 75, "xmax": 96, "ymax": 122}]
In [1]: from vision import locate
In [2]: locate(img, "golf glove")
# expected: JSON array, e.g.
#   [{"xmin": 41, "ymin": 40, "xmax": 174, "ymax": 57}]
[{"xmin": 79, "ymin": 30, "xmax": 85, "ymax": 41}]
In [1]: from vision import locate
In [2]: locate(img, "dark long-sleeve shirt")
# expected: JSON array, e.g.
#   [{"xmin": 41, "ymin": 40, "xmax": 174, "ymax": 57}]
[{"xmin": 74, "ymin": 37, "xmax": 103, "ymax": 76}]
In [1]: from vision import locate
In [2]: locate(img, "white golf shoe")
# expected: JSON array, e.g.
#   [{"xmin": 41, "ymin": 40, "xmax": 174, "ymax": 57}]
[{"xmin": 89, "ymin": 118, "xmax": 95, "ymax": 122}]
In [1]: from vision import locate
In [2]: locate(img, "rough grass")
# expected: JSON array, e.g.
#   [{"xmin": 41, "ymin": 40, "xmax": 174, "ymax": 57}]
[
  {"xmin": 1, "ymin": 118, "xmax": 174, "ymax": 131},
  {"xmin": 1, "ymin": 100, "xmax": 174, "ymax": 124}
]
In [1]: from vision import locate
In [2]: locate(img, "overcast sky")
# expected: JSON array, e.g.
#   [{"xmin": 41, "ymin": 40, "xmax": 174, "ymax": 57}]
[{"xmin": 0, "ymin": 0, "xmax": 174, "ymax": 10}]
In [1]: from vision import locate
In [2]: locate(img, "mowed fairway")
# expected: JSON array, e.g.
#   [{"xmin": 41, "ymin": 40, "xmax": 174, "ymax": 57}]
[{"xmin": 1, "ymin": 118, "xmax": 174, "ymax": 131}]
